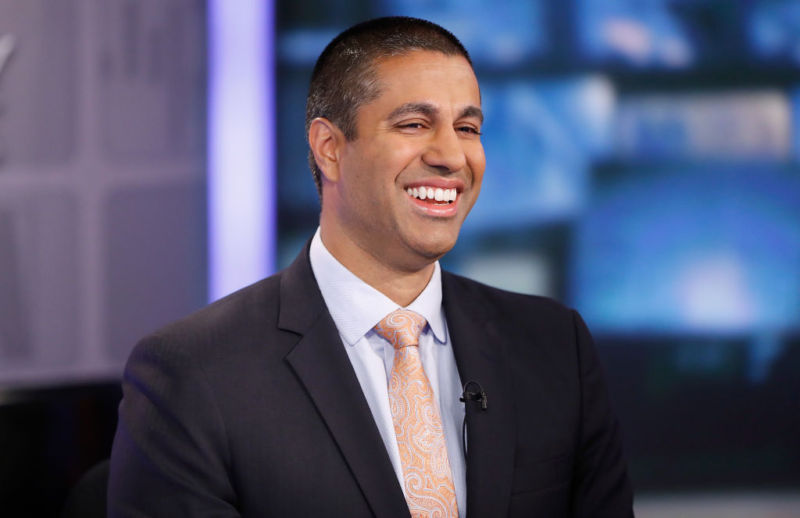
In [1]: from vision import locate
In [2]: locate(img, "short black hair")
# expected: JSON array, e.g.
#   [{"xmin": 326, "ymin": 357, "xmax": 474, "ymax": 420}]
[{"xmin": 305, "ymin": 16, "xmax": 472, "ymax": 198}]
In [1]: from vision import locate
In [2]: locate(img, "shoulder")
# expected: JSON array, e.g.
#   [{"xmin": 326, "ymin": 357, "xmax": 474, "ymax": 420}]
[
  {"xmin": 125, "ymin": 271, "xmax": 289, "ymax": 375},
  {"xmin": 157, "ymin": 273, "xmax": 283, "ymax": 346},
  {"xmin": 442, "ymin": 269, "xmax": 578, "ymax": 326},
  {"xmin": 441, "ymin": 269, "xmax": 591, "ymax": 368}
]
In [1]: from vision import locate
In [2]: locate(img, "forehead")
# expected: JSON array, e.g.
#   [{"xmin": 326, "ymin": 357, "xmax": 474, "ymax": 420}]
[{"xmin": 365, "ymin": 50, "xmax": 480, "ymax": 113}]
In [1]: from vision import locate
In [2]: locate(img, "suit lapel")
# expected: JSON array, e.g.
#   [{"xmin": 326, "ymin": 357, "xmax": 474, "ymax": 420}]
[
  {"xmin": 279, "ymin": 245, "xmax": 409, "ymax": 518},
  {"xmin": 443, "ymin": 272, "xmax": 516, "ymax": 517}
]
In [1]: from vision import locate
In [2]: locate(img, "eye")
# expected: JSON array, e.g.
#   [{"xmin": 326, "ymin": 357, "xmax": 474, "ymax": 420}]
[
  {"xmin": 395, "ymin": 120, "xmax": 432, "ymax": 134},
  {"xmin": 457, "ymin": 125, "xmax": 482, "ymax": 136}
]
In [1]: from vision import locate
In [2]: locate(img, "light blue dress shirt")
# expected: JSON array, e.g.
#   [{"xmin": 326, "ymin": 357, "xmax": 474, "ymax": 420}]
[{"xmin": 309, "ymin": 228, "xmax": 467, "ymax": 515}]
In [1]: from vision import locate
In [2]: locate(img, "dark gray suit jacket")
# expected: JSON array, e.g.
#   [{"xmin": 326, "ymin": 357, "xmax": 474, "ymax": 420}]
[{"xmin": 108, "ymin": 244, "xmax": 633, "ymax": 517}]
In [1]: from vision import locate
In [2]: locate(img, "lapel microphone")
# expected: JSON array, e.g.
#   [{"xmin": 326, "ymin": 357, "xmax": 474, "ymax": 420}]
[
  {"xmin": 460, "ymin": 380, "xmax": 488, "ymax": 459},
  {"xmin": 460, "ymin": 380, "xmax": 488, "ymax": 410}
]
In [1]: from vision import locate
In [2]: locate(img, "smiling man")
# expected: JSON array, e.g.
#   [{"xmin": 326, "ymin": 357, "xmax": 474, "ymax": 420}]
[{"xmin": 109, "ymin": 17, "xmax": 633, "ymax": 518}]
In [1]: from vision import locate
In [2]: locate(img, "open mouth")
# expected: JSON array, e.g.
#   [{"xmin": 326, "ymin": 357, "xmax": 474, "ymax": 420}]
[{"xmin": 406, "ymin": 186, "xmax": 457, "ymax": 204}]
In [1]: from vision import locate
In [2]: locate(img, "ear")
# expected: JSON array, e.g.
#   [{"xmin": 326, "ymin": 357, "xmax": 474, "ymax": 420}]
[{"xmin": 308, "ymin": 117, "xmax": 345, "ymax": 183}]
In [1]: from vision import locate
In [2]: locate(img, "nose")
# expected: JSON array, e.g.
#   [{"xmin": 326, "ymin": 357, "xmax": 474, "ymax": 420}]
[{"xmin": 422, "ymin": 126, "xmax": 467, "ymax": 173}]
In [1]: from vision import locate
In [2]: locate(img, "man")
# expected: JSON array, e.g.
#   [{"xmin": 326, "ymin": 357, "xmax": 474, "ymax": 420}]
[{"xmin": 109, "ymin": 17, "xmax": 633, "ymax": 517}]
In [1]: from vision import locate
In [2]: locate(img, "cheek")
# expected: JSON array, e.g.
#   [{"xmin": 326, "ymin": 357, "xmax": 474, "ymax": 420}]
[
  {"xmin": 469, "ymin": 148, "xmax": 486, "ymax": 186},
  {"xmin": 353, "ymin": 146, "xmax": 401, "ymax": 182},
  {"xmin": 383, "ymin": 141, "xmax": 421, "ymax": 175}
]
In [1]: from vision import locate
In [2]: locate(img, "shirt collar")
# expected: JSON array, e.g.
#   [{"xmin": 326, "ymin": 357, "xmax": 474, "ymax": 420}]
[{"xmin": 309, "ymin": 227, "xmax": 447, "ymax": 346}]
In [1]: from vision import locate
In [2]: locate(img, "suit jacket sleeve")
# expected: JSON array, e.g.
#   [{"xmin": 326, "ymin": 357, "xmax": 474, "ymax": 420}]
[
  {"xmin": 108, "ymin": 333, "xmax": 241, "ymax": 517},
  {"xmin": 570, "ymin": 310, "xmax": 634, "ymax": 517}
]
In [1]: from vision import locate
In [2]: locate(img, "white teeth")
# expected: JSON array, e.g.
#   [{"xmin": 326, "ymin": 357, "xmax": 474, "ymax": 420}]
[{"xmin": 407, "ymin": 186, "xmax": 458, "ymax": 203}]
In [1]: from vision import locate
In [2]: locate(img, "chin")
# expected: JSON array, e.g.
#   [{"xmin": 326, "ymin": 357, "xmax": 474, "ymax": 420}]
[{"xmin": 412, "ymin": 234, "xmax": 459, "ymax": 261}]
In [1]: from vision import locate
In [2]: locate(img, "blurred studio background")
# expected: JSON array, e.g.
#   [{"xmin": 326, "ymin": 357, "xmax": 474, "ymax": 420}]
[{"xmin": 1, "ymin": 0, "xmax": 799, "ymax": 516}]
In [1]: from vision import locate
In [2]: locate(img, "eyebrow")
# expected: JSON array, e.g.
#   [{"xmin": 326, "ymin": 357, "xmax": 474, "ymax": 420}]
[
  {"xmin": 387, "ymin": 102, "xmax": 484, "ymax": 124},
  {"xmin": 459, "ymin": 105, "xmax": 484, "ymax": 124}
]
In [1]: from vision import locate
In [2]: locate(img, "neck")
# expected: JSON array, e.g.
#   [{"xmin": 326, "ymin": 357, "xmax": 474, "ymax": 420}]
[{"xmin": 319, "ymin": 225, "xmax": 436, "ymax": 307}]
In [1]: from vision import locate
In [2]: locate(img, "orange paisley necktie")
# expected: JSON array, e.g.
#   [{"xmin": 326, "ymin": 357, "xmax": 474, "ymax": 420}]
[{"xmin": 374, "ymin": 309, "xmax": 459, "ymax": 518}]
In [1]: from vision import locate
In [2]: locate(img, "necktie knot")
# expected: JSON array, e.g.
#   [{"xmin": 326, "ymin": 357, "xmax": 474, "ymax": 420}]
[{"xmin": 374, "ymin": 309, "xmax": 427, "ymax": 350}]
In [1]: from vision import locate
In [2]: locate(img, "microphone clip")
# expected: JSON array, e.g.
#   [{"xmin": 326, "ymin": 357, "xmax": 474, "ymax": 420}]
[{"xmin": 460, "ymin": 381, "xmax": 488, "ymax": 411}]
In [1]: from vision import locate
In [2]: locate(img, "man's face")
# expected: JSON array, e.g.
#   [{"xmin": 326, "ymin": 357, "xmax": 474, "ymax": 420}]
[{"xmin": 327, "ymin": 50, "xmax": 485, "ymax": 272}]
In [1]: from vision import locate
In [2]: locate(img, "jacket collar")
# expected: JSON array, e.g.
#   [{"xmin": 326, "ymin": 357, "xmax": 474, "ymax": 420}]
[
  {"xmin": 443, "ymin": 271, "xmax": 516, "ymax": 517},
  {"xmin": 279, "ymin": 243, "xmax": 409, "ymax": 518}
]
